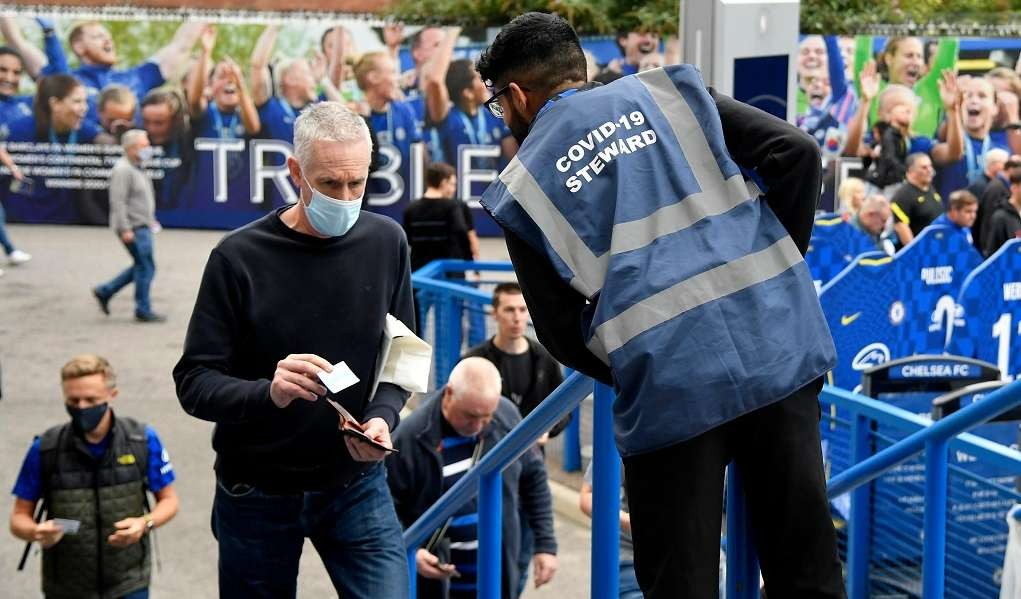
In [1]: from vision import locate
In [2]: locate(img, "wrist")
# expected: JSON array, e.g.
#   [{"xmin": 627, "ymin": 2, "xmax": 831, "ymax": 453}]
[{"xmin": 143, "ymin": 513, "xmax": 154, "ymax": 534}]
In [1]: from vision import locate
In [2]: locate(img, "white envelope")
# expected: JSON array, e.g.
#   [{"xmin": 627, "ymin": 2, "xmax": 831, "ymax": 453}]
[{"xmin": 371, "ymin": 314, "xmax": 433, "ymax": 397}]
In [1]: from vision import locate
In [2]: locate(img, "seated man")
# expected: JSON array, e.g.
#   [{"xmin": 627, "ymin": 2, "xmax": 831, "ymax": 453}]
[
  {"xmin": 387, "ymin": 357, "xmax": 558, "ymax": 598},
  {"xmin": 9, "ymin": 354, "xmax": 178, "ymax": 599}
]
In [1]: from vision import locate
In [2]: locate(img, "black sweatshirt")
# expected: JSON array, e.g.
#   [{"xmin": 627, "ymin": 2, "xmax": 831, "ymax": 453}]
[
  {"xmin": 173, "ymin": 207, "xmax": 415, "ymax": 492},
  {"xmin": 502, "ymin": 88, "xmax": 825, "ymax": 387}
]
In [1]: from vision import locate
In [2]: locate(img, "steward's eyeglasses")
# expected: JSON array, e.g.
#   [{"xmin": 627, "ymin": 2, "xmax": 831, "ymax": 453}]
[{"xmin": 484, "ymin": 84, "xmax": 531, "ymax": 118}]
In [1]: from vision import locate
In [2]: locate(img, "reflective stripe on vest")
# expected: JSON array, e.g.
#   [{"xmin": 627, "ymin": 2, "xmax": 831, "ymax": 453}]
[{"xmin": 493, "ymin": 67, "xmax": 803, "ymax": 363}]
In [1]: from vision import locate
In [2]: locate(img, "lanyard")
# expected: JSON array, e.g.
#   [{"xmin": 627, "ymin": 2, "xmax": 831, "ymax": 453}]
[
  {"xmin": 372, "ymin": 106, "xmax": 395, "ymax": 144},
  {"xmin": 963, "ymin": 134, "xmax": 992, "ymax": 182},
  {"xmin": 535, "ymin": 87, "xmax": 582, "ymax": 122},
  {"xmin": 49, "ymin": 126, "xmax": 77, "ymax": 146},
  {"xmin": 456, "ymin": 109, "xmax": 489, "ymax": 145},
  {"xmin": 280, "ymin": 100, "xmax": 296, "ymax": 121},
  {"xmin": 209, "ymin": 102, "xmax": 239, "ymax": 139}
]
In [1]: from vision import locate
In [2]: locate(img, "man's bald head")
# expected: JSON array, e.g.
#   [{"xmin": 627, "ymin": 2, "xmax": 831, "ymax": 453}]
[{"xmin": 441, "ymin": 357, "xmax": 502, "ymax": 437}]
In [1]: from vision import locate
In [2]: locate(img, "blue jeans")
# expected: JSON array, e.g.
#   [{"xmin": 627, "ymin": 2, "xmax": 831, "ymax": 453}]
[
  {"xmin": 619, "ymin": 560, "xmax": 643, "ymax": 599},
  {"xmin": 95, "ymin": 226, "xmax": 155, "ymax": 316},
  {"xmin": 211, "ymin": 463, "xmax": 409, "ymax": 599},
  {"xmin": 120, "ymin": 589, "xmax": 149, "ymax": 599},
  {"xmin": 0, "ymin": 200, "xmax": 15, "ymax": 255}
]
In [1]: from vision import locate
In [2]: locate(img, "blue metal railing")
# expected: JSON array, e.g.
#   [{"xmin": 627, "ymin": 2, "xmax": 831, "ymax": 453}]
[
  {"xmin": 403, "ymin": 373, "xmax": 618, "ymax": 598},
  {"xmin": 411, "ymin": 259, "xmax": 583, "ymax": 468},
  {"xmin": 407, "ymin": 260, "xmax": 609, "ymax": 598},
  {"xmin": 727, "ymin": 382, "xmax": 1021, "ymax": 599}
]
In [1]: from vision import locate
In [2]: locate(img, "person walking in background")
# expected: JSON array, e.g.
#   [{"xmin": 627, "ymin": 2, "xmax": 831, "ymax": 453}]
[
  {"xmin": 403, "ymin": 161, "xmax": 476, "ymax": 272},
  {"xmin": 93, "ymin": 129, "xmax": 165, "ymax": 322}
]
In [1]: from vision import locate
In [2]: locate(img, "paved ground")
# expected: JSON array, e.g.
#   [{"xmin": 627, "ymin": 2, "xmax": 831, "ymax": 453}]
[{"xmin": 0, "ymin": 222, "xmax": 591, "ymax": 598}]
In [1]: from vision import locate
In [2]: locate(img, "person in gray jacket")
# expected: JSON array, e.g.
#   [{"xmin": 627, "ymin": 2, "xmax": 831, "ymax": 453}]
[
  {"xmin": 387, "ymin": 357, "xmax": 558, "ymax": 598},
  {"xmin": 92, "ymin": 129, "xmax": 165, "ymax": 322}
]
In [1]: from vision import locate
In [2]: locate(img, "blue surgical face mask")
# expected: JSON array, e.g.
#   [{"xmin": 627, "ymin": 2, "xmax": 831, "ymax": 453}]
[
  {"xmin": 137, "ymin": 146, "xmax": 154, "ymax": 161},
  {"xmin": 301, "ymin": 175, "xmax": 362, "ymax": 237}
]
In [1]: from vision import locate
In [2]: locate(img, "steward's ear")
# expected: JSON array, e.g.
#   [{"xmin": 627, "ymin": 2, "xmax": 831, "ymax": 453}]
[{"xmin": 508, "ymin": 82, "xmax": 531, "ymax": 114}]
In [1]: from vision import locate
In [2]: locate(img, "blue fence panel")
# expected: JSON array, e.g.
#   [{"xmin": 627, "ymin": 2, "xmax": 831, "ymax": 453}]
[
  {"xmin": 820, "ymin": 226, "xmax": 983, "ymax": 390},
  {"xmin": 807, "ymin": 214, "xmax": 879, "ymax": 290},
  {"xmin": 949, "ymin": 239, "xmax": 1021, "ymax": 379}
]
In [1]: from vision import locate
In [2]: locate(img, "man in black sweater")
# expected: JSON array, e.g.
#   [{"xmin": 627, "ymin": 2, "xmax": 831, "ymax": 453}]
[{"xmin": 173, "ymin": 102, "xmax": 414, "ymax": 598}]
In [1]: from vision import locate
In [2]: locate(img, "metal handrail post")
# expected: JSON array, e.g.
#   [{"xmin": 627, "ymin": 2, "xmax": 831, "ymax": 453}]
[
  {"xmin": 563, "ymin": 405, "xmax": 582, "ymax": 472},
  {"xmin": 407, "ymin": 547, "xmax": 418, "ymax": 597},
  {"xmin": 726, "ymin": 467, "xmax": 759, "ymax": 599},
  {"xmin": 478, "ymin": 471, "xmax": 503, "ymax": 599},
  {"xmin": 846, "ymin": 413, "xmax": 872, "ymax": 599},
  {"xmin": 921, "ymin": 438, "xmax": 949, "ymax": 599},
  {"xmin": 436, "ymin": 293, "xmax": 463, "ymax": 387},
  {"xmin": 591, "ymin": 383, "xmax": 620, "ymax": 599}
]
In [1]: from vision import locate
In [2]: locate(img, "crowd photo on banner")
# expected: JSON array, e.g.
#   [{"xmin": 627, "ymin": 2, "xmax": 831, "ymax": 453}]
[{"xmin": 0, "ymin": 14, "xmax": 679, "ymax": 236}]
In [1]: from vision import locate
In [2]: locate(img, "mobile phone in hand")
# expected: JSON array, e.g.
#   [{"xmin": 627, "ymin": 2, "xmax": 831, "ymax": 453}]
[{"xmin": 10, "ymin": 177, "xmax": 34, "ymax": 195}]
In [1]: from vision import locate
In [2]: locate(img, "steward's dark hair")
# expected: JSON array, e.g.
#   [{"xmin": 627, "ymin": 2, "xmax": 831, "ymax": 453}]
[{"xmin": 476, "ymin": 12, "xmax": 587, "ymax": 93}]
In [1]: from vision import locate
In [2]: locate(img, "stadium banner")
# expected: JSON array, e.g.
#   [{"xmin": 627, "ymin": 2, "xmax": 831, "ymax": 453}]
[{"xmin": 0, "ymin": 8, "xmax": 533, "ymax": 234}]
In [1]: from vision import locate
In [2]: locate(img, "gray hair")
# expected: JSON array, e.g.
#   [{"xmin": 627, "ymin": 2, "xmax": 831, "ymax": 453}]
[
  {"xmin": 292, "ymin": 101, "xmax": 372, "ymax": 167},
  {"xmin": 120, "ymin": 129, "xmax": 148, "ymax": 151},
  {"xmin": 861, "ymin": 193, "xmax": 890, "ymax": 213},
  {"xmin": 447, "ymin": 357, "xmax": 502, "ymax": 403}
]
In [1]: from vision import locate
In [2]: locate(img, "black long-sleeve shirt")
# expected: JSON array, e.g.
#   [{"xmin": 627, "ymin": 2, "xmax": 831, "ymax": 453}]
[
  {"xmin": 502, "ymin": 88, "xmax": 824, "ymax": 387},
  {"xmin": 173, "ymin": 208, "xmax": 415, "ymax": 492}
]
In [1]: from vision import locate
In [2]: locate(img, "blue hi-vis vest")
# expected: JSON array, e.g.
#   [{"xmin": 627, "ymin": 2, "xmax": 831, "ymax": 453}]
[{"xmin": 481, "ymin": 66, "xmax": 837, "ymax": 456}]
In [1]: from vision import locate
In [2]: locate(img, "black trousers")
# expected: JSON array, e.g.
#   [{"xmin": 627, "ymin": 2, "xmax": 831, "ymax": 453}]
[{"xmin": 622, "ymin": 378, "xmax": 846, "ymax": 599}]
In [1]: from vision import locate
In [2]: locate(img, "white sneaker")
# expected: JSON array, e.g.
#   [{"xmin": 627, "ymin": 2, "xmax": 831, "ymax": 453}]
[
  {"xmin": 0, "ymin": 268, "xmax": 5, "ymax": 276},
  {"xmin": 8, "ymin": 249, "xmax": 31, "ymax": 265}
]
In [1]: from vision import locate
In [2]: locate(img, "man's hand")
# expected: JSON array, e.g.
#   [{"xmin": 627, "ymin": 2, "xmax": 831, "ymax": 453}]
[
  {"xmin": 107, "ymin": 517, "xmax": 146, "ymax": 547},
  {"xmin": 620, "ymin": 511, "xmax": 632, "ymax": 534},
  {"xmin": 120, "ymin": 230, "xmax": 135, "ymax": 244},
  {"xmin": 270, "ymin": 353, "xmax": 331, "ymax": 408},
  {"xmin": 344, "ymin": 417, "xmax": 393, "ymax": 462},
  {"xmin": 10, "ymin": 163, "xmax": 23, "ymax": 181},
  {"xmin": 34, "ymin": 520, "xmax": 64, "ymax": 548},
  {"xmin": 416, "ymin": 548, "xmax": 459, "ymax": 580},
  {"xmin": 532, "ymin": 552, "xmax": 558, "ymax": 588},
  {"xmin": 200, "ymin": 25, "xmax": 217, "ymax": 55},
  {"xmin": 938, "ymin": 68, "xmax": 960, "ymax": 112},
  {"xmin": 859, "ymin": 60, "xmax": 880, "ymax": 103}
]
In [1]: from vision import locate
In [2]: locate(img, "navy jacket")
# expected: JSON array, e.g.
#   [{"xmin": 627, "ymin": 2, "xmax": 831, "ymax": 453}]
[{"xmin": 387, "ymin": 391, "xmax": 556, "ymax": 599}]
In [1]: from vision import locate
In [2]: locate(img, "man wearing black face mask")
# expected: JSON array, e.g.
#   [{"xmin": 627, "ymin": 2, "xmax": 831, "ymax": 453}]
[{"xmin": 9, "ymin": 354, "xmax": 178, "ymax": 599}]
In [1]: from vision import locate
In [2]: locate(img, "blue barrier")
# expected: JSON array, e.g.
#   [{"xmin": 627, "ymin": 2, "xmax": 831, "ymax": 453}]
[
  {"xmin": 820, "ymin": 226, "xmax": 984, "ymax": 390},
  {"xmin": 948, "ymin": 239, "xmax": 1021, "ymax": 379},
  {"xmin": 728, "ymin": 382, "xmax": 1021, "ymax": 599},
  {"xmin": 412, "ymin": 260, "xmax": 583, "ymax": 472}
]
